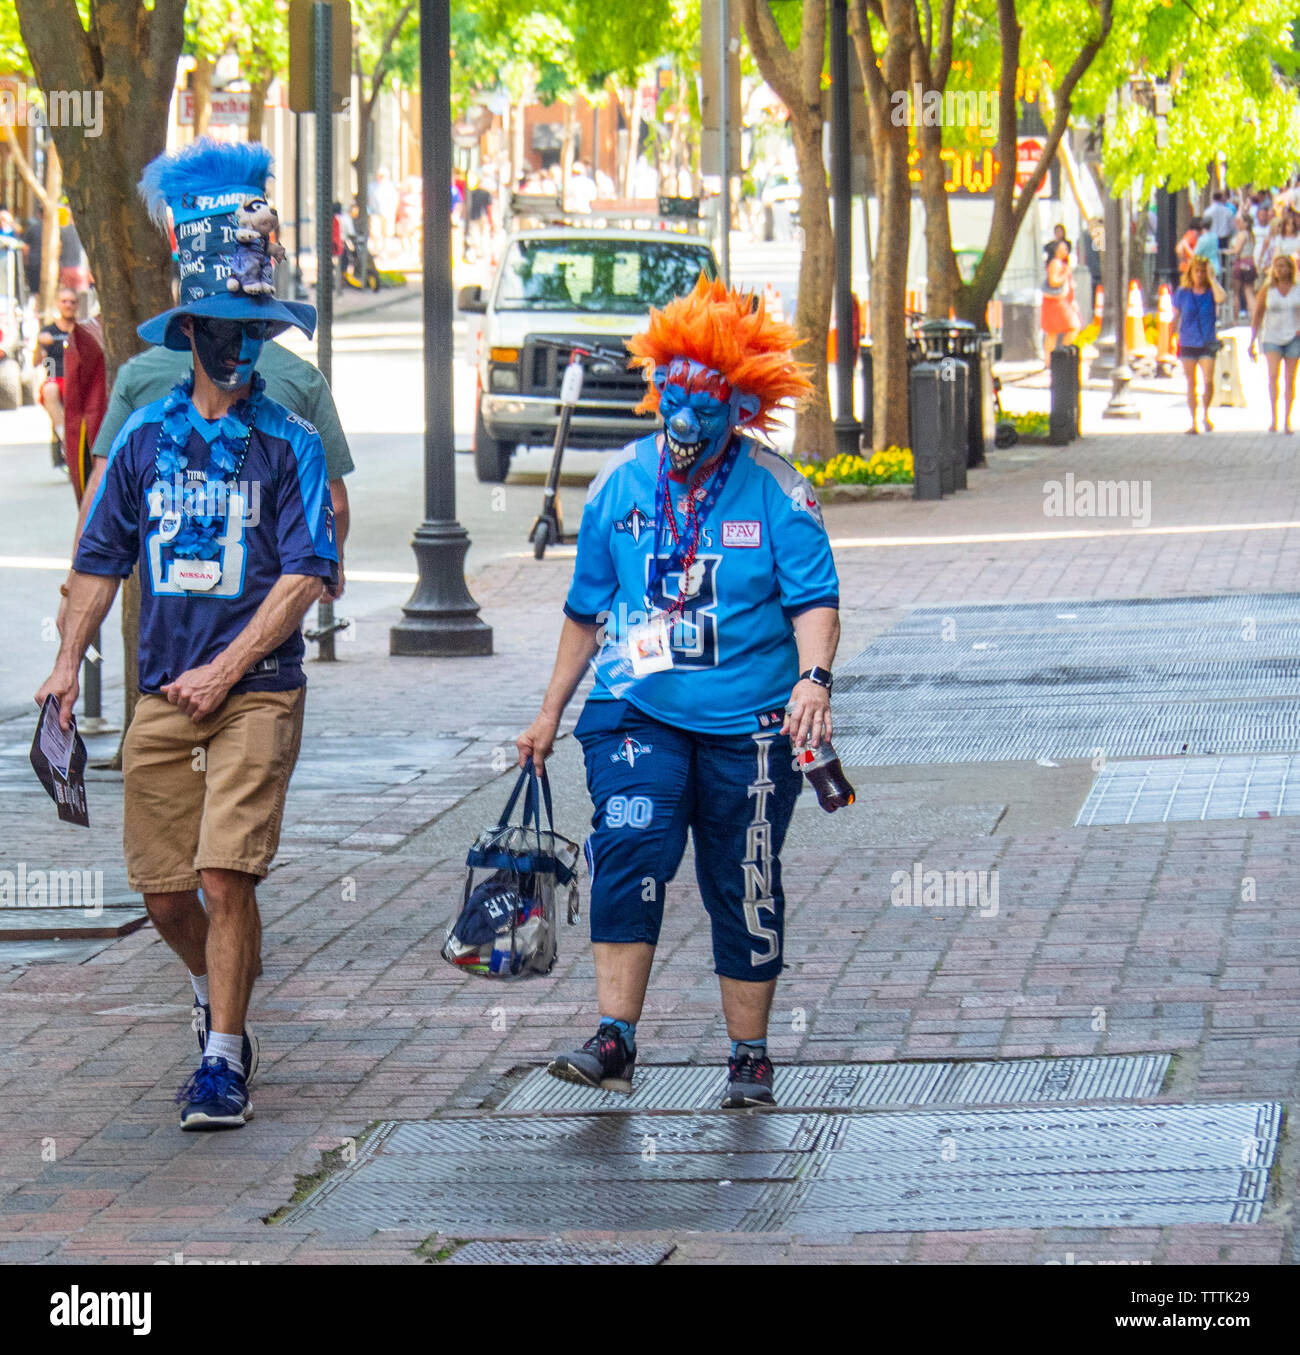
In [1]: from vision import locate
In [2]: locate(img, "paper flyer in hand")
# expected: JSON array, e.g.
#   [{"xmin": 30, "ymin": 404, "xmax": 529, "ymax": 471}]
[{"xmin": 30, "ymin": 696, "xmax": 90, "ymax": 827}]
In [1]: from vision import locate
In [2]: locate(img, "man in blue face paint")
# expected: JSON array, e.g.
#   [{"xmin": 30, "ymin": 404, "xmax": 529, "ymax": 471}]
[
  {"xmin": 519, "ymin": 277, "xmax": 841, "ymax": 1108},
  {"xmin": 36, "ymin": 139, "xmax": 338, "ymax": 1133}
]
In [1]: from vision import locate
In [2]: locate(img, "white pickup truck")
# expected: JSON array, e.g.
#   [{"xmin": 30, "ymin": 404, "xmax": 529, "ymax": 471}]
[{"xmin": 458, "ymin": 226, "xmax": 720, "ymax": 481}]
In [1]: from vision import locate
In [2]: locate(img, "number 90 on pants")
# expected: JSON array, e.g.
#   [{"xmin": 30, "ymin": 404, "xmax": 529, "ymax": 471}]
[{"xmin": 605, "ymin": 795, "xmax": 654, "ymax": 830}]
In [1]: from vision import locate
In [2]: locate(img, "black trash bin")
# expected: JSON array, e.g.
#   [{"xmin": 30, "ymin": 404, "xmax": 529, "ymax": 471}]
[
  {"xmin": 971, "ymin": 334, "xmax": 997, "ymax": 466},
  {"xmin": 862, "ymin": 340, "xmax": 930, "ymax": 454},
  {"xmin": 917, "ymin": 319, "xmax": 993, "ymax": 468},
  {"xmin": 939, "ymin": 357, "xmax": 969, "ymax": 491},
  {"xmin": 909, "ymin": 359, "xmax": 945, "ymax": 500}
]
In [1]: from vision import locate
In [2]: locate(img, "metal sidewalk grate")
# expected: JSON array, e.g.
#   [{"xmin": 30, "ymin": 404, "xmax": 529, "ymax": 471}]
[
  {"xmin": 493, "ymin": 1054, "xmax": 1170, "ymax": 1114},
  {"xmin": 444, "ymin": 1240, "xmax": 673, "ymax": 1265},
  {"xmin": 1077, "ymin": 753, "xmax": 1300, "ymax": 825},
  {"xmin": 834, "ymin": 594, "xmax": 1300, "ymax": 766},
  {"xmin": 280, "ymin": 1101, "xmax": 1280, "ymax": 1235}
]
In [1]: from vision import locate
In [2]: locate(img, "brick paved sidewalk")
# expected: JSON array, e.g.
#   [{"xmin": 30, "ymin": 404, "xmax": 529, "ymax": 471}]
[{"xmin": 0, "ymin": 408, "xmax": 1298, "ymax": 1264}]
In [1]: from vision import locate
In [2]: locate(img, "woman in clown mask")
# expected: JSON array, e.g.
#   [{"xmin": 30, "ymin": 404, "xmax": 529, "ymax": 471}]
[{"xmin": 518, "ymin": 276, "xmax": 841, "ymax": 1109}]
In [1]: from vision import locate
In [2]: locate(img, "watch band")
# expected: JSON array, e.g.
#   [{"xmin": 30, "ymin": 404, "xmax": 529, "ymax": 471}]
[{"xmin": 801, "ymin": 666, "xmax": 833, "ymax": 690}]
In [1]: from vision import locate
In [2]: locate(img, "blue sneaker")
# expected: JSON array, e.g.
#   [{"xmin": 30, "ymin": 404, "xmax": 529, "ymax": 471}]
[
  {"xmin": 176, "ymin": 1056, "xmax": 252, "ymax": 1130},
  {"xmin": 192, "ymin": 1003, "xmax": 260, "ymax": 1088}
]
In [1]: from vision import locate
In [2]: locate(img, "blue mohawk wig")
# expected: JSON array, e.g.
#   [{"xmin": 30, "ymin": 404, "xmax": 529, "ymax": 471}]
[{"xmin": 138, "ymin": 137, "xmax": 274, "ymax": 229}]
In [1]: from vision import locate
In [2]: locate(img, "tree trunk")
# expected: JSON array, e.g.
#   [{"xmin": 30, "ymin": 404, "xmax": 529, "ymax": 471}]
[
  {"xmin": 740, "ymin": 0, "xmax": 834, "ymax": 461},
  {"xmin": 191, "ymin": 52, "xmax": 213, "ymax": 139},
  {"xmin": 953, "ymin": 0, "xmax": 1113, "ymax": 326},
  {"xmin": 353, "ymin": 83, "xmax": 373, "ymax": 280},
  {"xmin": 851, "ymin": 0, "xmax": 914, "ymax": 450},
  {"xmin": 17, "ymin": 0, "xmax": 187, "ymax": 740},
  {"xmin": 246, "ymin": 70, "xmax": 272, "ymax": 144},
  {"xmin": 40, "ymin": 142, "xmax": 61, "ymax": 315}
]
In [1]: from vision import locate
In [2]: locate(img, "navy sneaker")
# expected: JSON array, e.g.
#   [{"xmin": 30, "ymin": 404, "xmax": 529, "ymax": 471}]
[
  {"xmin": 176, "ymin": 1056, "xmax": 252, "ymax": 1130},
  {"xmin": 722, "ymin": 1052, "xmax": 776, "ymax": 1108},
  {"xmin": 192, "ymin": 1003, "xmax": 260, "ymax": 1088},
  {"xmin": 547, "ymin": 1023, "xmax": 637, "ymax": 1094}
]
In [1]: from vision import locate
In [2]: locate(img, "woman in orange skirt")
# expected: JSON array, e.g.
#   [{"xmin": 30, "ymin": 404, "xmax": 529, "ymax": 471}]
[{"xmin": 1040, "ymin": 240, "xmax": 1082, "ymax": 362}]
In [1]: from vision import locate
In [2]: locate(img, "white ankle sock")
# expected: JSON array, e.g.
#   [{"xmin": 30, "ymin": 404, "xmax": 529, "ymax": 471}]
[
  {"xmin": 190, "ymin": 972, "xmax": 209, "ymax": 1006},
  {"xmin": 205, "ymin": 1032, "xmax": 243, "ymax": 1076}
]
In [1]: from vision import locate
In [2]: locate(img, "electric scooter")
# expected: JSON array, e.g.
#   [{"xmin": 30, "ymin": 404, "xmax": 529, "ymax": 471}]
[{"xmin": 527, "ymin": 336, "xmax": 630, "ymax": 560}]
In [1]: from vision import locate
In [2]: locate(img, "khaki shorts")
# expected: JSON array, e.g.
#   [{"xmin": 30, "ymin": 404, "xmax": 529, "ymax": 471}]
[{"xmin": 122, "ymin": 689, "xmax": 306, "ymax": 893}]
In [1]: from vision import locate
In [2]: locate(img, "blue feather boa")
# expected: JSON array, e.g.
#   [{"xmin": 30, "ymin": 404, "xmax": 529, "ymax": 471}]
[{"xmin": 138, "ymin": 137, "xmax": 273, "ymax": 227}]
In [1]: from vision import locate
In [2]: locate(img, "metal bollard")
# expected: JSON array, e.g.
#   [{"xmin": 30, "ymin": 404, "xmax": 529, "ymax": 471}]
[
  {"xmin": 909, "ymin": 360, "xmax": 944, "ymax": 500},
  {"xmin": 1049, "ymin": 344, "xmax": 1081, "ymax": 444}
]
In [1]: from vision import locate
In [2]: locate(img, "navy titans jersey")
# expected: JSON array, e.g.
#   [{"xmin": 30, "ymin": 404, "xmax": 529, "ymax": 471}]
[
  {"xmin": 75, "ymin": 392, "xmax": 337, "ymax": 695},
  {"xmin": 564, "ymin": 433, "xmax": 840, "ymax": 735}
]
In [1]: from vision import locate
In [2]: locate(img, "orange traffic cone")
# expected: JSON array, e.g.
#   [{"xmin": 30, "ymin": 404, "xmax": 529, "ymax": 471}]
[
  {"xmin": 1125, "ymin": 280, "xmax": 1154, "ymax": 355},
  {"xmin": 764, "ymin": 282, "xmax": 785, "ymax": 323},
  {"xmin": 1093, "ymin": 284, "xmax": 1104, "ymax": 328},
  {"xmin": 1155, "ymin": 283, "xmax": 1177, "ymax": 372}
]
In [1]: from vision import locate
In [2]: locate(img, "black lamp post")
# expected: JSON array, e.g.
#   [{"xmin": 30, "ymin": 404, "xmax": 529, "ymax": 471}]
[
  {"xmin": 390, "ymin": 0, "xmax": 493, "ymax": 656},
  {"xmin": 830, "ymin": 0, "xmax": 859, "ymax": 455}
]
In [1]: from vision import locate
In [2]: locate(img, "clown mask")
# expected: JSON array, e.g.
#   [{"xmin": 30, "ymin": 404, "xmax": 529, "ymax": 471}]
[{"xmin": 654, "ymin": 357, "xmax": 761, "ymax": 475}]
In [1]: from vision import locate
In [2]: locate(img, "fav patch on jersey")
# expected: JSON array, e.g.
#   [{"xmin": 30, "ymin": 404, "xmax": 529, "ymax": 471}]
[
  {"xmin": 722, "ymin": 520, "xmax": 761, "ymax": 548},
  {"xmin": 611, "ymin": 735, "xmax": 653, "ymax": 767},
  {"xmin": 756, "ymin": 707, "xmax": 785, "ymax": 730},
  {"xmin": 614, "ymin": 505, "xmax": 652, "ymax": 543}
]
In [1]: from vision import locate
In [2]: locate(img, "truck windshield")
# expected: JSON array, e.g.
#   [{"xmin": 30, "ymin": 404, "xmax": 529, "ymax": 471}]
[{"xmin": 495, "ymin": 238, "xmax": 717, "ymax": 313}]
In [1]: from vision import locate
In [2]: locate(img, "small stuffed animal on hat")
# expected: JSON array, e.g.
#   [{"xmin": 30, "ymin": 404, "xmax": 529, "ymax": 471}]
[{"xmin": 227, "ymin": 195, "xmax": 286, "ymax": 296}]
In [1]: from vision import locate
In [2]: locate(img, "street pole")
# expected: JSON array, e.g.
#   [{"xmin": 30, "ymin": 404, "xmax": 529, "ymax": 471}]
[
  {"xmin": 313, "ymin": 1, "xmax": 337, "ymax": 657},
  {"xmin": 1103, "ymin": 179, "xmax": 1139, "ymax": 419},
  {"xmin": 718, "ymin": 0, "xmax": 730, "ymax": 286},
  {"xmin": 390, "ymin": 0, "xmax": 492, "ymax": 657},
  {"xmin": 830, "ymin": 0, "xmax": 859, "ymax": 454},
  {"xmin": 294, "ymin": 112, "xmax": 306, "ymax": 299}
]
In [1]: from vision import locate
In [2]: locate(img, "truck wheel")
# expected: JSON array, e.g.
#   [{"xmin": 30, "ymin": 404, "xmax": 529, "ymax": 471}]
[
  {"xmin": 0, "ymin": 359, "xmax": 21, "ymax": 412},
  {"xmin": 474, "ymin": 405, "xmax": 513, "ymax": 482}
]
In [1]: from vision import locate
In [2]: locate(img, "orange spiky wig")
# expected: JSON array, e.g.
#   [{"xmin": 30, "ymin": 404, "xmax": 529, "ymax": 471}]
[{"xmin": 626, "ymin": 274, "xmax": 812, "ymax": 435}]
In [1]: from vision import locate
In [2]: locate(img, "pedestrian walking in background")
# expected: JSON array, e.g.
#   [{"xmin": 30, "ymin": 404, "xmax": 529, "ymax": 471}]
[
  {"xmin": 35, "ymin": 285, "xmax": 78, "ymax": 463},
  {"xmin": 1230, "ymin": 215, "xmax": 1257, "ymax": 321},
  {"xmin": 1176, "ymin": 218, "xmax": 1202, "ymax": 278},
  {"xmin": 1204, "ymin": 191, "xmax": 1236, "ymax": 257},
  {"xmin": 1249, "ymin": 253, "xmax": 1300, "ymax": 434},
  {"xmin": 1172, "ymin": 255, "xmax": 1226, "ymax": 435},
  {"xmin": 1040, "ymin": 240, "xmax": 1081, "ymax": 363},
  {"xmin": 518, "ymin": 278, "xmax": 840, "ymax": 1110},
  {"xmin": 36, "ymin": 139, "xmax": 339, "ymax": 1132}
]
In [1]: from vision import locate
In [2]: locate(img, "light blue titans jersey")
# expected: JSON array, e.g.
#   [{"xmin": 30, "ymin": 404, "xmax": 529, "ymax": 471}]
[{"xmin": 564, "ymin": 433, "xmax": 840, "ymax": 735}]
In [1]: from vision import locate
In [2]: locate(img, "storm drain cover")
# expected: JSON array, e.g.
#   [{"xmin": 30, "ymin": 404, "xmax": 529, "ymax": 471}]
[
  {"xmin": 280, "ymin": 1101, "xmax": 1280, "ymax": 1235},
  {"xmin": 444, "ymin": 1240, "xmax": 673, "ymax": 1265},
  {"xmin": 493, "ymin": 1054, "xmax": 1169, "ymax": 1114},
  {"xmin": 1078, "ymin": 754, "xmax": 1300, "ymax": 825},
  {"xmin": 834, "ymin": 593, "xmax": 1300, "ymax": 765}
]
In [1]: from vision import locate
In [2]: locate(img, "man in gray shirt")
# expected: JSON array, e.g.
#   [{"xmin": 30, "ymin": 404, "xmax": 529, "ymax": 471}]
[{"xmin": 67, "ymin": 340, "xmax": 353, "ymax": 602}]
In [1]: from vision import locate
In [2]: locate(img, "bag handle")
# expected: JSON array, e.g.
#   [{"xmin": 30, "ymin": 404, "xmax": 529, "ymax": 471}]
[
  {"xmin": 498, "ymin": 764, "xmax": 557, "ymax": 840},
  {"xmin": 497, "ymin": 766, "xmax": 533, "ymax": 829},
  {"xmin": 522, "ymin": 766, "xmax": 556, "ymax": 834}
]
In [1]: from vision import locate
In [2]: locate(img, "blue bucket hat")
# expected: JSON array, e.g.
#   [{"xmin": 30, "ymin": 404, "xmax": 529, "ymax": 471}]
[{"xmin": 137, "ymin": 137, "xmax": 315, "ymax": 350}]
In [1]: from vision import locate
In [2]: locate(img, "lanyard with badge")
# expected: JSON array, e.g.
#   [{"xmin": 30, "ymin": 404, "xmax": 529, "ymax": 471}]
[
  {"xmin": 150, "ymin": 374, "xmax": 262, "ymax": 592},
  {"xmin": 626, "ymin": 438, "xmax": 737, "ymax": 675}
]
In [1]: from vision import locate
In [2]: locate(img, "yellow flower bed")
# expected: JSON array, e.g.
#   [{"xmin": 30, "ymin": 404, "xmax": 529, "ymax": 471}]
[{"xmin": 795, "ymin": 447, "xmax": 914, "ymax": 487}]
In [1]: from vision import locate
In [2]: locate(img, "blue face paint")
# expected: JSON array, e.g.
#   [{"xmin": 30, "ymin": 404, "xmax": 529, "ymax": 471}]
[{"xmin": 191, "ymin": 319, "xmax": 267, "ymax": 392}]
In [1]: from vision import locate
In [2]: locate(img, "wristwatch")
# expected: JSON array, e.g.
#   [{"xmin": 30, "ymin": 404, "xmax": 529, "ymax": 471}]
[{"xmin": 801, "ymin": 666, "xmax": 833, "ymax": 691}]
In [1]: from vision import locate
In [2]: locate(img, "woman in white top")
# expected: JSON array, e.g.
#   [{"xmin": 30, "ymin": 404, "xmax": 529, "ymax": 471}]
[{"xmin": 1249, "ymin": 253, "xmax": 1300, "ymax": 433}]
